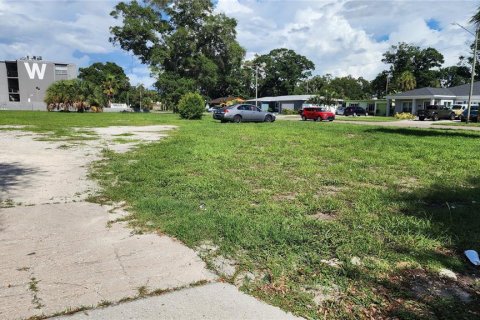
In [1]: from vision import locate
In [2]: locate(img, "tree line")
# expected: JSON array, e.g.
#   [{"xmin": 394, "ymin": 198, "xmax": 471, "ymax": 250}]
[
  {"xmin": 46, "ymin": 1, "xmax": 478, "ymax": 111},
  {"xmin": 45, "ymin": 62, "xmax": 158, "ymax": 111}
]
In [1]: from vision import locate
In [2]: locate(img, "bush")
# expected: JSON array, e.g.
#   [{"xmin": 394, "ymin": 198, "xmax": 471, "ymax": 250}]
[
  {"xmin": 178, "ymin": 92, "xmax": 205, "ymax": 119},
  {"xmin": 282, "ymin": 109, "xmax": 298, "ymax": 115},
  {"xmin": 394, "ymin": 112, "xmax": 416, "ymax": 120}
]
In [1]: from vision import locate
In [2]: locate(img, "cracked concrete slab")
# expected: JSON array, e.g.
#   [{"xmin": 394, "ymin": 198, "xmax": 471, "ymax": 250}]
[
  {"xmin": 53, "ymin": 283, "xmax": 302, "ymax": 320},
  {"xmin": 0, "ymin": 202, "xmax": 215, "ymax": 319},
  {"xmin": 0, "ymin": 125, "xmax": 300, "ymax": 320}
]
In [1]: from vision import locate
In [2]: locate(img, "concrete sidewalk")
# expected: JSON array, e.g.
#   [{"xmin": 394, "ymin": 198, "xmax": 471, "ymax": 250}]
[
  {"xmin": 0, "ymin": 127, "xmax": 300, "ymax": 320},
  {"xmin": 54, "ymin": 283, "xmax": 300, "ymax": 320}
]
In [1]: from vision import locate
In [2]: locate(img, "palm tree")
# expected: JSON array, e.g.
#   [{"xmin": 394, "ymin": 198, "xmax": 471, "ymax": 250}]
[
  {"xmin": 396, "ymin": 71, "xmax": 416, "ymax": 92},
  {"xmin": 471, "ymin": 6, "xmax": 480, "ymax": 25}
]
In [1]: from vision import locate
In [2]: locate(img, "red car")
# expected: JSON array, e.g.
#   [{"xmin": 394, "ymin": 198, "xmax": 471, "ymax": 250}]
[{"xmin": 300, "ymin": 107, "xmax": 335, "ymax": 121}]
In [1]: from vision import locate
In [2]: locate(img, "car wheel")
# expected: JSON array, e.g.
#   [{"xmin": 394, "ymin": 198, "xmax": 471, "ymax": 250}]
[
  {"xmin": 419, "ymin": 117, "xmax": 425, "ymax": 121},
  {"xmin": 314, "ymin": 117, "xmax": 319, "ymax": 121},
  {"xmin": 432, "ymin": 114, "xmax": 439, "ymax": 121},
  {"xmin": 264, "ymin": 115, "xmax": 273, "ymax": 122},
  {"xmin": 301, "ymin": 115, "xmax": 306, "ymax": 121},
  {"xmin": 233, "ymin": 115, "xmax": 242, "ymax": 123},
  {"xmin": 449, "ymin": 113, "xmax": 455, "ymax": 121}
]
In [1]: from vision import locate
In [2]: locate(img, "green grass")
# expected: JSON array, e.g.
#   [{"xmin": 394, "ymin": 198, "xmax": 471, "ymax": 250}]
[
  {"xmin": 3, "ymin": 111, "xmax": 480, "ymax": 319},
  {"xmin": 432, "ymin": 121, "xmax": 480, "ymax": 127},
  {"xmin": 0, "ymin": 110, "xmax": 181, "ymax": 138},
  {"xmin": 335, "ymin": 116, "xmax": 400, "ymax": 122}
]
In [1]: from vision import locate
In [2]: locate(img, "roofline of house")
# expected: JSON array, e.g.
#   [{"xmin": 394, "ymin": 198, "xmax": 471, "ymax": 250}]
[{"xmin": 386, "ymin": 95, "xmax": 456, "ymax": 99}]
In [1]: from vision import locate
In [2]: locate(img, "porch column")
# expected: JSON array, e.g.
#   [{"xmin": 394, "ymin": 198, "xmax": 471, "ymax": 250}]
[
  {"xmin": 430, "ymin": 98, "xmax": 435, "ymax": 105},
  {"xmin": 412, "ymin": 99, "xmax": 417, "ymax": 115}
]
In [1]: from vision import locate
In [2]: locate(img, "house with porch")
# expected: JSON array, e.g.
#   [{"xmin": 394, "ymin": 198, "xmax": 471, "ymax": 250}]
[
  {"xmin": 344, "ymin": 99, "xmax": 387, "ymax": 116},
  {"xmin": 386, "ymin": 81, "xmax": 480, "ymax": 116}
]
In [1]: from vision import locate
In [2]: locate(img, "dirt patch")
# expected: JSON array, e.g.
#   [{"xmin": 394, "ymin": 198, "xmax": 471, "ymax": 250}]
[
  {"xmin": 309, "ymin": 211, "xmax": 336, "ymax": 221},
  {"xmin": 397, "ymin": 176, "xmax": 420, "ymax": 192},
  {"xmin": 315, "ymin": 185, "xmax": 344, "ymax": 197},
  {"xmin": 384, "ymin": 268, "xmax": 480, "ymax": 318},
  {"xmin": 272, "ymin": 192, "xmax": 297, "ymax": 201}
]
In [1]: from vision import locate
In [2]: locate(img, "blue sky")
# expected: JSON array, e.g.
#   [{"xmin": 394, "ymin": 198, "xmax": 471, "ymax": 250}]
[{"xmin": 0, "ymin": 0, "xmax": 478, "ymax": 87}]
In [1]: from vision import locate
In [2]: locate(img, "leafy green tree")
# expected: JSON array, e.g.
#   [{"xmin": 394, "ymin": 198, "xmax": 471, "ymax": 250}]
[
  {"xmin": 126, "ymin": 85, "xmax": 158, "ymax": 110},
  {"xmin": 110, "ymin": 0, "xmax": 245, "ymax": 109},
  {"xmin": 178, "ymin": 92, "xmax": 205, "ymax": 119},
  {"xmin": 471, "ymin": 5, "xmax": 480, "ymax": 25},
  {"xmin": 78, "ymin": 62, "xmax": 130, "ymax": 104},
  {"xmin": 252, "ymin": 48, "xmax": 314, "ymax": 97},
  {"xmin": 294, "ymin": 75, "xmax": 331, "ymax": 95},
  {"xmin": 370, "ymin": 71, "xmax": 391, "ymax": 98},
  {"xmin": 307, "ymin": 88, "xmax": 339, "ymax": 106},
  {"xmin": 382, "ymin": 42, "xmax": 444, "ymax": 88},
  {"xmin": 328, "ymin": 76, "xmax": 371, "ymax": 99},
  {"xmin": 439, "ymin": 66, "xmax": 470, "ymax": 87}
]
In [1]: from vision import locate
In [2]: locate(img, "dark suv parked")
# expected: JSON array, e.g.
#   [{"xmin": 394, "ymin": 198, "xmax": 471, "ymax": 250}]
[
  {"xmin": 344, "ymin": 106, "xmax": 366, "ymax": 116},
  {"xmin": 417, "ymin": 105, "xmax": 456, "ymax": 121}
]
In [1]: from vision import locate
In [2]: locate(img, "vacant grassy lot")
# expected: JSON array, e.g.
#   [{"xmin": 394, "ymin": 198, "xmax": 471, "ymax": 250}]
[{"xmin": 2, "ymin": 111, "xmax": 479, "ymax": 319}]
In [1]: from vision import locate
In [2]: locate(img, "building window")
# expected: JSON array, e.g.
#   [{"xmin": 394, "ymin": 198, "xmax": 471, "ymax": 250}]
[
  {"xmin": 402, "ymin": 102, "xmax": 412, "ymax": 112},
  {"xmin": 6, "ymin": 62, "xmax": 18, "ymax": 78},
  {"xmin": 55, "ymin": 65, "xmax": 68, "ymax": 76},
  {"xmin": 7, "ymin": 78, "xmax": 19, "ymax": 93},
  {"xmin": 9, "ymin": 94, "xmax": 20, "ymax": 102}
]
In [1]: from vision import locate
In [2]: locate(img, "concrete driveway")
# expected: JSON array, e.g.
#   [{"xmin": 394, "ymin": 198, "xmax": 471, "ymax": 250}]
[{"xmin": 0, "ymin": 126, "xmax": 300, "ymax": 320}]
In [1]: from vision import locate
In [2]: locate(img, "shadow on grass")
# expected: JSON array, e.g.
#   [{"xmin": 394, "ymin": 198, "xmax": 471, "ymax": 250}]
[
  {"xmin": 349, "ymin": 177, "xmax": 480, "ymax": 319},
  {"xmin": 365, "ymin": 127, "xmax": 480, "ymax": 138},
  {"xmin": 0, "ymin": 162, "xmax": 40, "ymax": 198},
  {"xmin": 399, "ymin": 177, "xmax": 480, "ymax": 258}
]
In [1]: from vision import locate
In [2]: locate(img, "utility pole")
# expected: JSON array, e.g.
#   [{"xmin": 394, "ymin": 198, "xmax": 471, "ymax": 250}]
[
  {"xmin": 255, "ymin": 65, "xmax": 258, "ymax": 107},
  {"xmin": 467, "ymin": 27, "xmax": 479, "ymax": 124},
  {"xmin": 452, "ymin": 22, "xmax": 478, "ymax": 124},
  {"xmin": 140, "ymin": 85, "xmax": 143, "ymax": 111}
]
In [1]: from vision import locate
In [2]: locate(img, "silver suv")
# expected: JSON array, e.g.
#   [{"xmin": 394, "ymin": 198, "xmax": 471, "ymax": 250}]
[{"xmin": 213, "ymin": 104, "xmax": 276, "ymax": 123}]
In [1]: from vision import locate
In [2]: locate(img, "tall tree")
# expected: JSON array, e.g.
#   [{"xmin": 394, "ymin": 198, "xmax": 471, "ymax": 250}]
[
  {"xmin": 457, "ymin": 10, "xmax": 480, "ymax": 83},
  {"xmin": 382, "ymin": 42, "xmax": 444, "ymax": 89},
  {"xmin": 396, "ymin": 71, "xmax": 416, "ymax": 92},
  {"xmin": 253, "ymin": 48, "xmax": 314, "ymax": 97},
  {"xmin": 439, "ymin": 66, "xmax": 471, "ymax": 87},
  {"xmin": 78, "ymin": 62, "xmax": 130, "ymax": 104},
  {"xmin": 110, "ymin": 0, "xmax": 245, "ymax": 109},
  {"xmin": 370, "ymin": 71, "xmax": 391, "ymax": 98}
]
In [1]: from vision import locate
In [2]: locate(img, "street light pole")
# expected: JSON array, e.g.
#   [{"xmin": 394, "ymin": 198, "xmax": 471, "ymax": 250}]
[
  {"xmin": 255, "ymin": 65, "xmax": 258, "ymax": 107},
  {"xmin": 452, "ymin": 22, "xmax": 478, "ymax": 124},
  {"xmin": 467, "ymin": 27, "xmax": 479, "ymax": 124}
]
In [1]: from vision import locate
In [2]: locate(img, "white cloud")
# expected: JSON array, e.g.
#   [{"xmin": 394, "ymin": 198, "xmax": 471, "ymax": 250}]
[
  {"xmin": 216, "ymin": 0, "xmax": 478, "ymax": 80},
  {"xmin": 0, "ymin": 0, "xmax": 477, "ymax": 87},
  {"xmin": 0, "ymin": 0, "xmax": 154, "ymax": 86}
]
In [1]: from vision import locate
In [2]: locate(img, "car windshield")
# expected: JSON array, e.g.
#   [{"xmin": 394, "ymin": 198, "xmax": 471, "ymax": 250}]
[
  {"xmin": 426, "ymin": 105, "xmax": 437, "ymax": 110},
  {"xmin": 452, "ymin": 105, "xmax": 462, "ymax": 110}
]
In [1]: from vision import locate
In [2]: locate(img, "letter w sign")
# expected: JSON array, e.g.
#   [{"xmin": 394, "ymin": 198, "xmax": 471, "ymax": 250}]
[{"xmin": 24, "ymin": 62, "xmax": 46, "ymax": 80}]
